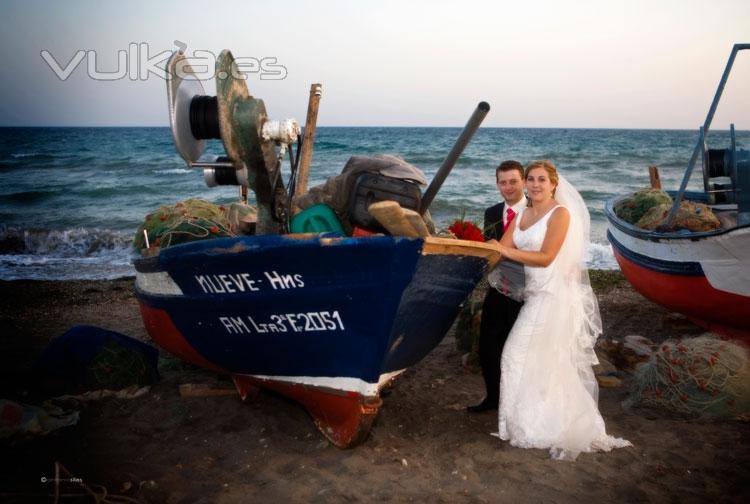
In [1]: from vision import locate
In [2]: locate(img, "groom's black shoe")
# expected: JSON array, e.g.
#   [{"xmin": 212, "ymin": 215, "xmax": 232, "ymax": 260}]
[{"xmin": 466, "ymin": 399, "xmax": 498, "ymax": 413}]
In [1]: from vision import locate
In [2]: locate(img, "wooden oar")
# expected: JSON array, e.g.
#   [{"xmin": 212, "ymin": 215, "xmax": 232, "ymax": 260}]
[
  {"xmin": 294, "ymin": 83, "xmax": 322, "ymax": 200},
  {"xmin": 422, "ymin": 236, "xmax": 502, "ymax": 269},
  {"xmin": 368, "ymin": 200, "xmax": 426, "ymax": 238},
  {"xmin": 402, "ymin": 208, "xmax": 430, "ymax": 237}
]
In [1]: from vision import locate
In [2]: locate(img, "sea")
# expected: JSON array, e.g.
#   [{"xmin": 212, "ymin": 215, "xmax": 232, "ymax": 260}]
[{"xmin": 1, "ymin": 126, "xmax": 747, "ymax": 280}]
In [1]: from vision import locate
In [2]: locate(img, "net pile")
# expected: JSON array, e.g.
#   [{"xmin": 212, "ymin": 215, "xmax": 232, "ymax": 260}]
[
  {"xmin": 133, "ymin": 198, "xmax": 233, "ymax": 250},
  {"xmin": 614, "ymin": 188, "xmax": 672, "ymax": 223},
  {"xmin": 625, "ymin": 336, "xmax": 750, "ymax": 418},
  {"xmin": 86, "ymin": 339, "xmax": 159, "ymax": 391},
  {"xmin": 637, "ymin": 201, "xmax": 721, "ymax": 231},
  {"xmin": 614, "ymin": 188, "xmax": 721, "ymax": 231}
]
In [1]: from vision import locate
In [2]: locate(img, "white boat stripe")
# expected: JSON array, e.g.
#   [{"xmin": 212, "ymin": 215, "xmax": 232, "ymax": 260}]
[
  {"xmin": 135, "ymin": 271, "xmax": 184, "ymax": 296},
  {"xmin": 236, "ymin": 369, "xmax": 406, "ymax": 397}
]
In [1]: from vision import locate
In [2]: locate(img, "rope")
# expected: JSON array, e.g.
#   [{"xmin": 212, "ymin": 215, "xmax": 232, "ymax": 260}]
[
  {"xmin": 53, "ymin": 462, "xmax": 143, "ymax": 504},
  {"xmin": 626, "ymin": 336, "xmax": 749, "ymax": 418}
]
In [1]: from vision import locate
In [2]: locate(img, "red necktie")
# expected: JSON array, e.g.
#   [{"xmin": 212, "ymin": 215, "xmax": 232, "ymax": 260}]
[
  {"xmin": 504, "ymin": 207, "xmax": 516, "ymax": 233},
  {"xmin": 500, "ymin": 207, "xmax": 516, "ymax": 296}
]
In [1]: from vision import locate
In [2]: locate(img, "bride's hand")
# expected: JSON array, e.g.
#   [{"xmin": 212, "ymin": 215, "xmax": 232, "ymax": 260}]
[
  {"xmin": 495, "ymin": 242, "xmax": 508, "ymax": 259},
  {"xmin": 486, "ymin": 239, "xmax": 503, "ymax": 257}
]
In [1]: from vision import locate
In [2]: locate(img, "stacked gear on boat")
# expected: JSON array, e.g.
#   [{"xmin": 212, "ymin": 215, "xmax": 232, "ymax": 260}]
[
  {"xmin": 133, "ymin": 198, "xmax": 256, "ymax": 251},
  {"xmin": 613, "ymin": 188, "xmax": 672, "ymax": 223},
  {"xmin": 637, "ymin": 201, "xmax": 721, "ymax": 231},
  {"xmin": 614, "ymin": 188, "xmax": 720, "ymax": 232},
  {"xmin": 134, "ymin": 156, "xmax": 434, "ymax": 249},
  {"xmin": 293, "ymin": 154, "xmax": 433, "ymax": 234}
]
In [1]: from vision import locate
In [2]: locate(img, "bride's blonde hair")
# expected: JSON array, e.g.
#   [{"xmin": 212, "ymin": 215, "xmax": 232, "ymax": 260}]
[{"xmin": 525, "ymin": 160, "xmax": 559, "ymax": 197}]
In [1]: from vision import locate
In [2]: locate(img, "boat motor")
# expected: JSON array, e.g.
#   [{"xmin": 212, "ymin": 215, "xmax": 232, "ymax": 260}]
[
  {"xmin": 166, "ymin": 49, "xmax": 300, "ymax": 234},
  {"xmin": 702, "ymin": 125, "xmax": 750, "ymax": 225}
]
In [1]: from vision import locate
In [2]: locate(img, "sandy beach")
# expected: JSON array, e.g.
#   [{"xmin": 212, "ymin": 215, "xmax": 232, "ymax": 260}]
[{"xmin": 0, "ymin": 274, "xmax": 748, "ymax": 503}]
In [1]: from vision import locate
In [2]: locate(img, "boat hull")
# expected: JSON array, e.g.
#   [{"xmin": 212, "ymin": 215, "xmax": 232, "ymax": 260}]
[
  {"xmin": 605, "ymin": 198, "xmax": 750, "ymax": 340},
  {"xmin": 135, "ymin": 234, "xmax": 497, "ymax": 446}
]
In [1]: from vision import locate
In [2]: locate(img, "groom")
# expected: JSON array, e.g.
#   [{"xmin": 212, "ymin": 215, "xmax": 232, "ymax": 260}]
[{"xmin": 467, "ymin": 160, "xmax": 527, "ymax": 413}]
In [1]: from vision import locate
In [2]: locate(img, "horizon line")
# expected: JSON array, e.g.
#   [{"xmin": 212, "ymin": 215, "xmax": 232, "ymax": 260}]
[{"xmin": 2, "ymin": 124, "xmax": 748, "ymax": 132}]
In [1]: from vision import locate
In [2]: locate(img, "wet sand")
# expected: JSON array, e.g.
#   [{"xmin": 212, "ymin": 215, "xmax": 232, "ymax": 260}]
[{"xmin": 0, "ymin": 275, "xmax": 748, "ymax": 503}]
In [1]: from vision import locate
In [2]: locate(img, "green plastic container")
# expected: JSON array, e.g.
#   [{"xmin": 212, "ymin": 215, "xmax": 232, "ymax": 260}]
[{"xmin": 290, "ymin": 203, "xmax": 346, "ymax": 234}]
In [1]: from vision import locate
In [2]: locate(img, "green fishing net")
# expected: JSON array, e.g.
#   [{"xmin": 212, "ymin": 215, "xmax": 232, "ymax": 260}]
[
  {"xmin": 615, "ymin": 188, "xmax": 721, "ymax": 232},
  {"xmin": 85, "ymin": 339, "xmax": 159, "ymax": 391},
  {"xmin": 637, "ymin": 201, "xmax": 721, "ymax": 231},
  {"xmin": 133, "ymin": 198, "xmax": 234, "ymax": 250},
  {"xmin": 614, "ymin": 188, "xmax": 672, "ymax": 224},
  {"xmin": 624, "ymin": 336, "xmax": 750, "ymax": 419}
]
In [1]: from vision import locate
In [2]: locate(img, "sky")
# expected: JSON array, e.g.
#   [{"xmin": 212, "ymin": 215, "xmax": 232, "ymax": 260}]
[{"xmin": 0, "ymin": 0, "xmax": 748, "ymax": 128}]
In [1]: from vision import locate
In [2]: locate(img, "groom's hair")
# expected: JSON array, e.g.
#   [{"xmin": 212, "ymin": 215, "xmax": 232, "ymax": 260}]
[{"xmin": 495, "ymin": 160, "xmax": 524, "ymax": 181}]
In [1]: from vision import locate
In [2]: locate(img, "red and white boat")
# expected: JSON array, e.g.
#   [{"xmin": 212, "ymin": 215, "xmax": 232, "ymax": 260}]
[{"xmin": 605, "ymin": 43, "xmax": 750, "ymax": 340}]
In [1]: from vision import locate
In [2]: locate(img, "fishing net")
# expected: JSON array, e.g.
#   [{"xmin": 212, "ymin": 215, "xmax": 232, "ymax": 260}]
[
  {"xmin": 454, "ymin": 280, "xmax": 489, "ymax": 372},
  {"xmin": 624, "ymin": 335, "xmax": 750, "ymax": 419},
  {"xmin": 636, "ymin": 201, "xmax": 721, "ymax": 231},
  {"xmin": 133, "ymin": 198, "xmax": 234, "ymax": 250},
  {"xmin": 614, "ymin": 188, "xmax": 721, "ymax": 232},
  {"xmin": 85, "ymin": 339, "xmax": 159, "ymax": 391},
  {"xmin": 34, "ymin": 325, "xmax": 160, "ymax": 395},
  {"xmin": 614, "ymin": 188, "xmax": 672, "ymax": 224},
  {"xmin": 455, "ymin": 298, "xmax": 483, "ymax": 355}
]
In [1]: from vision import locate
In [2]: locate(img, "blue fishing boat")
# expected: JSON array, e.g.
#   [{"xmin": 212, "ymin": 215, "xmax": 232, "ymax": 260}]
[
  {"xmin": 134, "ymin": 49, "xmax": 496, "ymax": 446},
  {"xmin": 135, "ymin": 234, "xmax": 497, "ymax": 446}
]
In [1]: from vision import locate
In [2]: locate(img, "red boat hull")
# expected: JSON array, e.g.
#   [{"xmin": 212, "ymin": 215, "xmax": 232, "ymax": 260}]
[
  {"xmin": 612, "ymin": 249, "xmax": 750, "ymax": 340},
  {"xmin": 139, "ymin": 302, "xmax": 388, "ymax": 448}
]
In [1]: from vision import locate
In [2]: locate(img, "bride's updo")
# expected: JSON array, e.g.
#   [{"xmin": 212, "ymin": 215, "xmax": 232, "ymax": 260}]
[{"xmin": 525, "ymin": 160, "xmax": 559, "ymax": 196}]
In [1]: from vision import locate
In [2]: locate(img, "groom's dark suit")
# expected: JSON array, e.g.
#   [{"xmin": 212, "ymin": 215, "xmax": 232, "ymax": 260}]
[{"xmin": 472, "ymin": 202, "xmax": 524, "ymax": 411}]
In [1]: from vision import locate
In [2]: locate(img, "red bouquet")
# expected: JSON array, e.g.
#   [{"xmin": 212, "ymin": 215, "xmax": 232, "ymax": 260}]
[{"xmin": 448, "ymin": 220, "xmax": 485, "ymax": 242}]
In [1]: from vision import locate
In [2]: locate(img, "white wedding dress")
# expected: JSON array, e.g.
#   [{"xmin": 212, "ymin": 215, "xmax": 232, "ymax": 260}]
[{"xmin": 496, "ymin": 180, "xmax": 631, "ymax": 461}]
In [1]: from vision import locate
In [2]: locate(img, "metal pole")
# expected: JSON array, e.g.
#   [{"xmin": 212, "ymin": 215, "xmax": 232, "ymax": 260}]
[
  {"xmin": 663, "ymin": 43, "xmax": 749, "ymax": 227},
  {"xmin": 420, "ymin": 101, "xmax": 490, "ymax": 214}
]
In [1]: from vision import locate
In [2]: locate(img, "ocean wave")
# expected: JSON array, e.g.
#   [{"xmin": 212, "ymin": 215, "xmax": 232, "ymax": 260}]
[
  {"xmin": 11, "ymin": 152, "xmax": 46, "ymax": 158},
  {"xmin": 0, "ymin": 256, "xmax": 134, "ymax": 280},
  {"xmin": 76, "ymin": 184, "xmax": 166, "ymax": 198},
  {"xmin": 154, "ymin": 168, "xmax": 192, "ymax": 175},
  {"xmin": 0, "ymin": 226, "xmax": 133, "ymax": 257},
  {"xmin": 587, "ymin": 242, "xmax": 618, "ymax": 270},
  {"xmin": 0, "ymin": 226, "xmax": 135, "ymax": 280},
  {"xmin": 0, "ymin": 190, "xmax": 58, "ymax": 204},
  {"xmin": 402, "ymin": 155, "xmax": 445, "ymax": 166},
  {"xmin": 315, "ymin": 140, "xmax": 351, "ymax": 151}
]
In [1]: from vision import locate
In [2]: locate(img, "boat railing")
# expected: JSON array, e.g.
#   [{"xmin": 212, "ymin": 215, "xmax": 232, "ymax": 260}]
[{"xmin": 664, "ymin": 43, "xmax": 750, "ymax": 228}]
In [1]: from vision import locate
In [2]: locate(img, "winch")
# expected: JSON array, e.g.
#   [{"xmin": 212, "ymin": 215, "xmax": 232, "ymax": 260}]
[
  {"xmin": 166, "ymin": 49, "xmax": 306, "ymax": 234},
  {"xmin": 703, "ymin": 126, "xmax": 750, "ymax": 224}
]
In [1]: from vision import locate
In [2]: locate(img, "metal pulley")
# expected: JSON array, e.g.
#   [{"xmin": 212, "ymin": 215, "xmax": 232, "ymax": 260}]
[{"xmin": 165, "ymin": 49, "xmax": 299, "ymax": 234}]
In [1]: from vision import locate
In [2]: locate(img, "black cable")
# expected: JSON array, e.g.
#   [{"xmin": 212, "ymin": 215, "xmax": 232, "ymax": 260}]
[
  {"xmin": 285, "ymin": 135, "xmax": 304, "ymax": 229},
  {"xmin": 189, "ymin": 96, "xmax": 221, "ymax": 139}
]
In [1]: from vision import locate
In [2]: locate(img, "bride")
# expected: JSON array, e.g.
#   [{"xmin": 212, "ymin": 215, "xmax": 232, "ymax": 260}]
[{"xmin": 491, "ymin": 160, "xmax": 631, "ymax": 460}]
